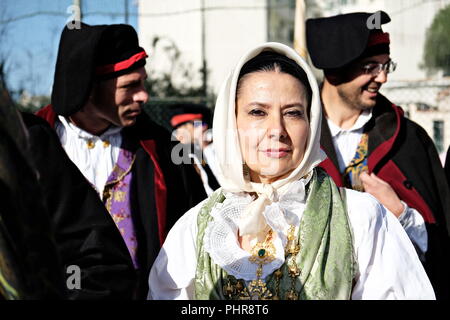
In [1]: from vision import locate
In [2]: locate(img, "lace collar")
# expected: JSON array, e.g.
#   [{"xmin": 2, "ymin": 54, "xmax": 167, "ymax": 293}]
[{"xmin": 203, "ymin": 177, "xmax": 310, "ymax": 281}]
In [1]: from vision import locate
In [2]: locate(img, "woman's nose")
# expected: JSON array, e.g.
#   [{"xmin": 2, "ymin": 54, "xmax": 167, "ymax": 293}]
[{"xmin": 267, "ymin": 113, "xmax": 287, "ymax": 139}]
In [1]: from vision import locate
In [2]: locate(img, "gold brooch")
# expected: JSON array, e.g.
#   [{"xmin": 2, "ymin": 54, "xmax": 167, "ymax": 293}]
[{"xmin": 242, "ymin": 230, "xmax": 276, "ymax": 300}]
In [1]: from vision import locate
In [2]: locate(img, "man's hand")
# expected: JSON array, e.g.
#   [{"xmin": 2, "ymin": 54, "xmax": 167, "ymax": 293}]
[{"xmin": 360, "ymin": 171, "xmax": 404, "ymax": 217}]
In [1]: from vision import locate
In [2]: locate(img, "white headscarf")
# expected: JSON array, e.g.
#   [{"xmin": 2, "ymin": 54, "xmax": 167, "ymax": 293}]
[{"xmin": 212, "ymin": 42, "xmax": 326, "ymax": 238}]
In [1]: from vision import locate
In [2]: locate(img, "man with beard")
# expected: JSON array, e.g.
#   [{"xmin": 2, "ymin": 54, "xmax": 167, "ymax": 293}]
[
  {"xmin": 306, "ymin": 11, "xmax": 450, "ymax": 299},
  {"xmin": 37, "ymin": 23, "xmax": 206, "ymax": 299}
]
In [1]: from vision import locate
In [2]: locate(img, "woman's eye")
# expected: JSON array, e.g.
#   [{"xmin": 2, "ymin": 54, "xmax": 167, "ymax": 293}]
[
  {"xmin": 284, "ymin": 109, "xmax": 304, "ymax": 118},
  {"xmin": 248, "ymin": 109, "xmax": 266, "ymax": 116}
]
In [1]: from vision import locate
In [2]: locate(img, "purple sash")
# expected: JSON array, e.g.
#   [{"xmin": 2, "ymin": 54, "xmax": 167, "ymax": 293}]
[{"xmin": 103, "ymin": 148, "xmax": 139, "ymax": 269}]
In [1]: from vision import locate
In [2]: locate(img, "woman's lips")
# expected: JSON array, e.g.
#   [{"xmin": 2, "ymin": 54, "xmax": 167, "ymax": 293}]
[{"xmin": 262, "ymin": 148, "xmax": 291, "ymax": 158}]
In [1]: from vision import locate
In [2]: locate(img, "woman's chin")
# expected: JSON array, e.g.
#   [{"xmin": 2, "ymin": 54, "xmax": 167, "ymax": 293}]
[{"xmin": 250, "ymin": 167, "xmax": 295, "ymax": 183}]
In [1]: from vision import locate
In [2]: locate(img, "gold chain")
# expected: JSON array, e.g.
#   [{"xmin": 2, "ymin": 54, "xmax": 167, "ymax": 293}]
[{"xmin": 285, "ymin": 225, "xmax": 301, "ymax": 300}]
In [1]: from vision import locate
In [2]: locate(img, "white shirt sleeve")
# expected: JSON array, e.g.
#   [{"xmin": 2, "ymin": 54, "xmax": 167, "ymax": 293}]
[
  {"xmin": 397, "ymin": 202, "xmax": 428, "ymax": 259},
  {"xmin": 346, "ymin": 189, "xmax": 435, "ymax": 300},
  {"xmin": 147, "ymin": 200, "xmax": 205, "ymax": 300}
]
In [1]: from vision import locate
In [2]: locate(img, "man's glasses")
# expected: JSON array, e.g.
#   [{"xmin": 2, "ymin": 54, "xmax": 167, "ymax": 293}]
[{"xmin": 362, "ymin": 60, "xmax": 397, "ymax": 77}]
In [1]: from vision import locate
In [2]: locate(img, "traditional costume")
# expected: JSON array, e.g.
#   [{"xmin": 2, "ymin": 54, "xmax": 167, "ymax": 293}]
[
  {"xmin": 307, "ymin": 11, "xmax": 450, "ymax": 299},
  {"xmin": 0, "ymin": 94, "xmax": 64, "ymax": 299},
  {"xmin": 36, "ymin": 23, "xmax": 207, "ymax": 299},
  {"xmin": 148, "ymin": 42, "xmax": 435, "ymax": 300},
  {"xmin": 169, "ymin": 104, "xmax": 220, "ymax": 196}
]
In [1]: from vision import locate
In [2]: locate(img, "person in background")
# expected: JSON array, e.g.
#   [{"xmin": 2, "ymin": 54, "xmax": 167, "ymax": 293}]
[
  {"xmin": 36, "ymin": 22, "xmax": 206, "ymax": 299},
  {"xmin": 22, "ymin": 111, "xmax": 137, "ymax": 299},
  {"xmin": 0, "ymin": 87, "xmax": 64, "ymax": 299},
  {"xmin": 170, "ymin": 104, "xmax": 220, "ymax": 195},
  {"xmin": 306, "ymin": 11, "xmax": 450, "ymax": 299}
]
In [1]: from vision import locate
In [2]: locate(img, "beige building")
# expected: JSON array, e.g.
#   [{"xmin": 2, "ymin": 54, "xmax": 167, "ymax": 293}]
[
  {"xmin": 138, "ymin": 0, "xmax": 269, "ymax": 95},
  {"xmin": 137, "ymin": 0, "xmax": 306, "ymax": 95}
]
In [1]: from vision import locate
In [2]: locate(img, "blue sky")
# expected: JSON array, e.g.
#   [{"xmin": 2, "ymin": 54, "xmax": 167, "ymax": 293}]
[{"xmin": 1, "ymin": 0, "xmax": 138, "ymax": 98}]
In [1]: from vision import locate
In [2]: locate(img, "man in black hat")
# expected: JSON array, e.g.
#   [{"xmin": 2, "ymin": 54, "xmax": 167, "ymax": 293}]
[
  {"xmin": 2, "ymin": 44, "xmax": 136, "ymax": 300},
  {"xmin": 169, "ymin": 103, "xmax": 220, "ymax": 196},
  {"xmin": 307, "ymin": 11, "xmax": 450, "ymax": 299},
  {"xmin": 36, "ymin": 23, "xmax": 206, "ymax": 299}
]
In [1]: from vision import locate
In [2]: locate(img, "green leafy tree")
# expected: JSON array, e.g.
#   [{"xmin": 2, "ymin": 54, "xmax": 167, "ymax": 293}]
[
  {"xmin": 423, "ymin": 5, "xmax": 450, "ymax": 76},
  {"xmin": 143, "ymin": 36, "xmax": 215, "ymax": 131},
  {"xmin": 145, "ymin": 36, "xmax": 208, "ymax": 100}
]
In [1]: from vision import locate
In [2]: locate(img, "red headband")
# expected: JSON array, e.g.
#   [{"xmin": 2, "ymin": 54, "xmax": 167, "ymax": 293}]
[
  {"xmin": 171, "ymin": 113, "xmax": 203, "ymax": 127},
  {"xmin": 95, "ymin": 50, "xmax": 148, "ymax": 75},
  {"xmin": 367, "ymin": 32, "xmax": 390, "ymax": 47}
]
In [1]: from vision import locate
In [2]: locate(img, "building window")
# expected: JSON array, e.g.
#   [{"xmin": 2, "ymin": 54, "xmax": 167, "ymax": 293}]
[{"xmin": 433, "ymin": 120, "xmax": 444, "ymax": 153}]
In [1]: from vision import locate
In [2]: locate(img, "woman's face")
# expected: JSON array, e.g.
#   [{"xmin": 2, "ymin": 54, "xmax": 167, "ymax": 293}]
[{"xmin": 236, "ymin": 70, "xmax": 309, "ymax": 184}]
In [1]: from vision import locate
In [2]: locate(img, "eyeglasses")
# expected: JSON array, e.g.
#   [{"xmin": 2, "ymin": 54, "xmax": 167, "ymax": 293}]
[{"xmin": 362, "ymin": 60, "xmax": 397, "ymax": 76}]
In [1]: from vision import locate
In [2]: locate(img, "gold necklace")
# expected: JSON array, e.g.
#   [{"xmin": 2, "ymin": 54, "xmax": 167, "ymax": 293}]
[
  {"xmin": 223, "ymin": 230, "xmax": 276, "ymax": 300},
  {"xmin": 245, "ymin": 229, "xmax": 276, "ymax": 300},
  {"xmin": 223, "ymin": 225, "xmax": 302, "ymax": 300},
  {"xmin": 284, "ymin": 225, "xmax": 301, "ymax": 300}
]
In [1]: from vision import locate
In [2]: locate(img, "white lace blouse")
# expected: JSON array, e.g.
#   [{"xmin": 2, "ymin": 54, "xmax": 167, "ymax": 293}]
[{"xmin": 147, "ymin": 187, "xmax": 435, "ymax": 300}]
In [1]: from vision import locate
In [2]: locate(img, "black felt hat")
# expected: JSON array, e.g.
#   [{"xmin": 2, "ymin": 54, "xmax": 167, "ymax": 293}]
[
  {"xmin": 306, "ymin": 11, "xmax": 391, "ymax": 70},
  {"xmin": 51, "ymin": 23, "xmax": 147, "ymax": 116}
]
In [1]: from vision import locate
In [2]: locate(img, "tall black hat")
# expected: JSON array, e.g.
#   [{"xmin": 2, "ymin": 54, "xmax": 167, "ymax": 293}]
[
  {"xmin": 51, "ymin": 23, "xmax": 148, "ymax": 116},
  {"xmin": 306, "ymin": 11, "xmax": 391, "ymax": 70}
]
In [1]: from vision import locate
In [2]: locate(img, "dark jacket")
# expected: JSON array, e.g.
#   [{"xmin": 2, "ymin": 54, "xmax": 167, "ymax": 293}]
[
  {"xmin": 0, "ymin": 107, "xmax": 64, "ymax": 299},
  {"xmin": 320, "ymin": 93, "xmax": 450, "ymax": 299},
  {"xmin": 22, "ymin": 112, "xmax": 136, "ymax": 299},
  {"xmin": 445, "ymin": 146, "xmax": 450, "ymax": 188},
  {"xmin": 36, "ymin": 105, "xmax": 207, "ymax": 299}
]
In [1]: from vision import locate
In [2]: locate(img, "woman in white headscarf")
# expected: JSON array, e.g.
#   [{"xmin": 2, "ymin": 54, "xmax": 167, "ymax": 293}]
[{"xmin": 147, "ymin": 43, "xmax": 434, "ymax": 300}]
